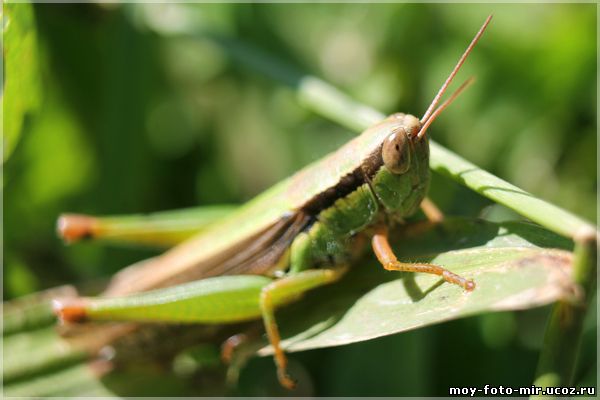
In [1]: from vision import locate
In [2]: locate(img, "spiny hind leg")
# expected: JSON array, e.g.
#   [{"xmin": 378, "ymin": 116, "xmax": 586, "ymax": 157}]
[
  {"xmin": 259, "ymin": 267, "xmax": 348, "ymax": 389},
  {"xmin": 420, "ymin": 197, "xmax": 444, "ymax": 223},
  {"xmin": 372, "ymin": 226, "xmax": 474, "ymax": 291}
]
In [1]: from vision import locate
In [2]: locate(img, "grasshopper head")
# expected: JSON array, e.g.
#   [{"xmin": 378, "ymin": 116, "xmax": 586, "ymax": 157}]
[
  {"xmin": 374, "ymin": 76, "xmax": 473, "ymax": 215},
  {"xmin": 371, "ymin": 113, "xmax": 430, "ymax": 217},
  {"xmin": 381, "ymin": 114, "xmax": 421, "ymax": 175}
]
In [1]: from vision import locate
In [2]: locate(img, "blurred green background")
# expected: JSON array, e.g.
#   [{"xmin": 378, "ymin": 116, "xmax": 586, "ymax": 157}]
[{"xmin": 3, "ymin": 2, "xmax": 596, "ymax": 396}]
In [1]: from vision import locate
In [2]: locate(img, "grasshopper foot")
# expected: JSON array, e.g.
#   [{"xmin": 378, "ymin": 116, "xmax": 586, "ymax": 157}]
[{"xmin": 277, "ymin": 370, "xmax": 297, "ymax": 390}]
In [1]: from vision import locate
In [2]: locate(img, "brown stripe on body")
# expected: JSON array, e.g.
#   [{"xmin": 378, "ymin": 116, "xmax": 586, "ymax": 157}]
[
  {"xmin": 286, "ymin": 113, "xmax": 406, "ymax": 216},
  {"xmin": 300, "ymin": 144, "xmax": 384, "ymax": 216}
]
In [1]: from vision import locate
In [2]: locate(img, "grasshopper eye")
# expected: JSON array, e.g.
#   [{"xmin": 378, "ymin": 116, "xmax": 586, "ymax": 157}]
[{"xmin": 382, "ymin": 129, "xmax": 411, "ymax": 174}]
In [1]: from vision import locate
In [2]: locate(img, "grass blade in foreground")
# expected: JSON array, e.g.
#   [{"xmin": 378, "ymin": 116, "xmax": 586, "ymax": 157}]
[{"xmin": 533, "ymin": 231, "xmax": 597, "ymax": 395}]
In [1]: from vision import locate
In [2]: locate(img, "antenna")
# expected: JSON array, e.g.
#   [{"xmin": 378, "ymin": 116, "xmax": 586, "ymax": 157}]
[
  {"xmin": 420, "ymin": 15, "xmax": 492, "ymax": 126},
  {"xmin": 417, "ymin": 77, "xmax": 475, "ymax": 139}
]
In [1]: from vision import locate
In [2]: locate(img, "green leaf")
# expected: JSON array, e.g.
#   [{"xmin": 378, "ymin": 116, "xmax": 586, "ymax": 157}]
[
  {"xmin": 3, "ymin": 352, "xmax": 204, "ymax": 397},
  {"xmin": 4, "ymin": 362, "xmax": 115, "ymax": 397},
  {"xmin": 2, "ymin": 2, "xmax": 42, "ymax": 162},
  {"xmin": 3, "ymin": 326, "xmax": 88, "ymax": 384},
  {"xmin": 260, "ymin": 218, "xmax": 575, "ymax": 354}
]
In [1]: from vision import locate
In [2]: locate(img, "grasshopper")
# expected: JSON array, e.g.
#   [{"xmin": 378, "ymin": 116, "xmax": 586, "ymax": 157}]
[{"xmin": 54, "ymin": 16, "xmax": 492, "ymax": 389}]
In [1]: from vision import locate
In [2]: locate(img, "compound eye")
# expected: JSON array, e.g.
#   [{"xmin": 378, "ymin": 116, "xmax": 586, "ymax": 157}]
[{"xmin": 382, "ymin": 128, "xmax": 411, "ymax": 174}]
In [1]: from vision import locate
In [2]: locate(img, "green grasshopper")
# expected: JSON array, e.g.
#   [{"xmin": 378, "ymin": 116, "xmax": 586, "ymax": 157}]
[{"xmin": 54, "ymin": 16, "xmax": 491, "ymax": 389}]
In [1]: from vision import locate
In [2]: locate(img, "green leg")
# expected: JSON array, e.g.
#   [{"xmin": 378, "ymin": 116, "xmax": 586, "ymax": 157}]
[{"xmin": 259, "ymin": 267, "xmax": 347, "ymax": 389}]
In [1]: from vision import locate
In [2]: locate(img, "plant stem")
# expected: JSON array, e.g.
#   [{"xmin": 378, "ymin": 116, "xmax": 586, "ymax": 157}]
[
  {"xmin": 427, "ymin": 144, "xmax": 595, "ymax": 241},
  {"xmin": 532, "ymin": 230, "xmax": 597, "ymax": 398},
  {"xmin": 204, "ymin": 34, "xmax": 597, "ymax": 242}
]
